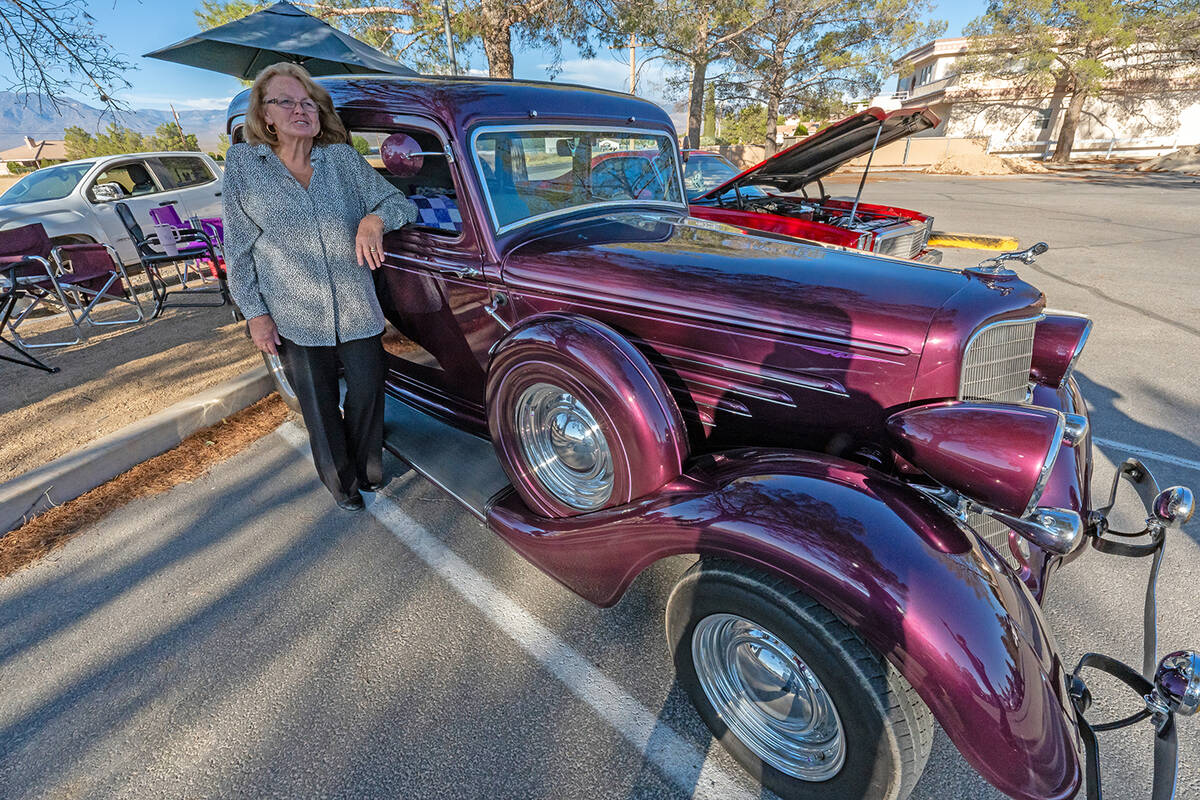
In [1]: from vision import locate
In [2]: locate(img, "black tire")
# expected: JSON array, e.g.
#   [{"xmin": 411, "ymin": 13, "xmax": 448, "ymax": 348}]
[
  {"xmin": 262, "ymin": 351, "xmax": 302, "ymax": 415},
  {"xmin": 666, "ymin": 558, "xmax": 933, "ymax": 800}
]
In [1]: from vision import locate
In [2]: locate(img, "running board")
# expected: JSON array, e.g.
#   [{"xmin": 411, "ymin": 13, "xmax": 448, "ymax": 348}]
[{"xmin": 382, "ymin": 394, "xmax": 512, "ymax": 520}]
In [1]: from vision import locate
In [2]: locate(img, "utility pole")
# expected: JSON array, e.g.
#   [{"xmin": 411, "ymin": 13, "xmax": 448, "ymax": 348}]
[
  {"xmin": 169, "ymin": 104, "xmax": 188, "ymax": 150},
  {"xmin": 441, "ymin": 0, "xmax": 458, "ymax": 76}
]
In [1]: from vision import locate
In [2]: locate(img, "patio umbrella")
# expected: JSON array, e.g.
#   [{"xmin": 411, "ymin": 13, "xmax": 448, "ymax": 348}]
[{"xmin": 144, "ymin": 1, "xmax": 418, "ymax": 80}]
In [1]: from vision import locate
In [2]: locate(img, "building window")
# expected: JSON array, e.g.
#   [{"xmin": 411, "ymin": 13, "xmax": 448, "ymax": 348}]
[
  {"xmin": 915, "ymin": 64, "xmax": 934, "ymax": 86},
  {"xmin": 1035, "ymin": 108, "xmax": 1053, "ymax": 131}
]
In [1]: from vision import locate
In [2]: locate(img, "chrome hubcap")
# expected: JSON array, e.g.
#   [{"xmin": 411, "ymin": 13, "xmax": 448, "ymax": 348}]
[
  {"xmin": 514, "ymin": 382, "xmax": 613, "ymax": 511},
  {"xmin": 692, "ymin": 613, "xmax": 845, "ymax": 781},
  {"xmin": 265, "ymin": 353, "xmax": 297, "ymax": 404}
]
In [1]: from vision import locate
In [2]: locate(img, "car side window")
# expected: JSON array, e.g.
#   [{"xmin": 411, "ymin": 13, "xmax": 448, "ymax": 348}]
[
  {"xmin": 352, "ymin": 128, "xmax": 462, "ymax": 238},
  {"xmin": 158, "ymin": 156, "xmax": 216, "ymax": 188},
  {"xmin": 88, "ymin": 161, "xmax": 160, "ymax": 201}
]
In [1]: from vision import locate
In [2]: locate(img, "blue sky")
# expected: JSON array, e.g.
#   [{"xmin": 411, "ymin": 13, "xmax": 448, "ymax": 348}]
[{"xmin": 11, "ymin": 0, "xmax": 986, "ymax": 111}]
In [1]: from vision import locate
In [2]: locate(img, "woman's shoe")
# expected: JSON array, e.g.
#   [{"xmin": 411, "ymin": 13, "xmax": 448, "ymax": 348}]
[
  {"xmin": 336, "ymin": 492, "xmax": 365, "ymax": 511},
  {"xmin": 360, "ymin": 480, "xmax": 385, "ymax": 493}
]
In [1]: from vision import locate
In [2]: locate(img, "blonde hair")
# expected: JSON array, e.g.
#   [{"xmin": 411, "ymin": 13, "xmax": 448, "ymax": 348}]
[{"xmin": 245, "ymin": 62, "xmax": 348, "ymax": 147}]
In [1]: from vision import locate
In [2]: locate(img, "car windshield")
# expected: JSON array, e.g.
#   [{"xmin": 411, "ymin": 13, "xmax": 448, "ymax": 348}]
[
  {"xmin": 473, "ymin": 128, "xmax": 684, "ymax": 231},
  {"xmin": 683, "ymin": 154, "xmax": 768, "ymax": 200},
  {"xmin": 0, "ymin": 162, "xmax": 92, "ymax": 205}
]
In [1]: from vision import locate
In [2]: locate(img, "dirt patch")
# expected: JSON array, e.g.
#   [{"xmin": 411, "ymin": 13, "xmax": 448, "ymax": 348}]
[
  {"xmin": 1, "ymin": 300, "xmax": 261, "ymax": 482},
  {"xmin": 923, "ymin": 152, "xmax": 1050, "ymax": 175},
  {"xmin": 1135, "ymin": 144, "xmax": 1200, "ymax": 173},
  {"xmin": 0, "ymin": 394, "xmax": 289, "ymax": 577},
  {"xmin": 0, "ymin": 174, "xmax": 19, "ymax": 195}
]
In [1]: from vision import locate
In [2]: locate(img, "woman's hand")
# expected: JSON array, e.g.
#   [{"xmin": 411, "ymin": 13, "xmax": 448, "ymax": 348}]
[
  {"xmin": 356, "ymin": 213, "xmax": 385, "ymax": 270},
  {"xmin": 248, "ymin": 313, "xmax": 281, "ymax": 356}
]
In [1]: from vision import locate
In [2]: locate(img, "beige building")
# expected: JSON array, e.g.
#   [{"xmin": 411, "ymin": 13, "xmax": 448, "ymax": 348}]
[
  {"xmin": 0, "ymin": 137, "xmax": 68, "ymax": 173},
  {"xmin": 882, "ymin": 37, "xmax": 1200, "ymax": 157}
]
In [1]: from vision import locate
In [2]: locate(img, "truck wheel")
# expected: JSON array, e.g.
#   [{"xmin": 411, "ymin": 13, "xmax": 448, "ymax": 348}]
[
  {"xmin": 263, "ymin": 352, "xmax": 301, "ymax": 415},
  {"xmin": 667, "ymin": 559, "xmax": 933, "ymax": 800},
  {"xmin": 487, "ymin": 313, "xmax": 688, "ymax": 518}
]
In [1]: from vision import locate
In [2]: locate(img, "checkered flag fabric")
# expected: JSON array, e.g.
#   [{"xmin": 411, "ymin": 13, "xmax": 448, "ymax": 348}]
[{"xmin": 407, "ymin": 195, "xmax": 463, "ymax": 233}]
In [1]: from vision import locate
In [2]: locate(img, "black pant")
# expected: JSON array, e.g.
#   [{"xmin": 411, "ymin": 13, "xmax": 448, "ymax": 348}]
[{"xmin": 279, "ymin": 334, "xmax": 385, "ymax": 503}]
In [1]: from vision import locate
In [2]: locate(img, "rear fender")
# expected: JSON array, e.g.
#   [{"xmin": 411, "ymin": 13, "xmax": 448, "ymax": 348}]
[{"xmin": 486, "ymin": 448, "xmax": 1082, "ymax": 800}]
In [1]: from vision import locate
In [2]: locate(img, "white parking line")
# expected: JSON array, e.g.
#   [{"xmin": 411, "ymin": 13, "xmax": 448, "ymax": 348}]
[
  {"xmin": 278, "ymin": 423, "xmax": 755, "ymax": 799},
  {"xmin": 1092, "ymin": 437, "xmax": 1200, "ymax": 474}
]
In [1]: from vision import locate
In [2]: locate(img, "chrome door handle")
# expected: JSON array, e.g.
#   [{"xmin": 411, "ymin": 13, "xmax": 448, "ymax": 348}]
[
  {"xmin": 437, "ymin": 265, "xmax": 483, "ymax": 279},
  {"xmin": 382, "ymin": 252, "xmax": 481, "ymax": 280}
]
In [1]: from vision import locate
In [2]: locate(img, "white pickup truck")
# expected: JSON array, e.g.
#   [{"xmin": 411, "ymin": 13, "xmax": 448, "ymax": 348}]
[{"xmin": 0, "ymin": 151, "xmax": 223, "ymax": 265}]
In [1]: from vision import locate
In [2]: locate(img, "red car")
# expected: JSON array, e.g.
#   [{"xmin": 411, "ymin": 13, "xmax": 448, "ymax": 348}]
[{"xmin": 685, "ymin": 107, "xmax": 942, "ymax": 262}]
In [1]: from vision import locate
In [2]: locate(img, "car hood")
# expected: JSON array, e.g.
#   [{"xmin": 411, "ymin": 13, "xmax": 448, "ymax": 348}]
[
  {"xmin": 697, "ymin": 107, "xmax": 939, "ymax": 198},
  {"xmin": 502, "ymin": 211, "xmax": 1037, "ymax": 363}
]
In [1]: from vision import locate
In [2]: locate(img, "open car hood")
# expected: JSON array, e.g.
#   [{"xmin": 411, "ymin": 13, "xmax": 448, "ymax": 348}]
[{"xmin": 698, "ymin": 107, "xmax": 939, "ymax": 198}]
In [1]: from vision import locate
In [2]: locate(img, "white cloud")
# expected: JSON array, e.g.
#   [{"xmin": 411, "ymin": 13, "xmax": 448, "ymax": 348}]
[{"xmin": 121, "ymin": 95, "xmax": 234, "ymax": 111}]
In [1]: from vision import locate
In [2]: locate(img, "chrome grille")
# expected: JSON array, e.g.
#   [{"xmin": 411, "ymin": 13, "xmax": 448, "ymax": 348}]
[
  {"xmin": 960, "ymin": 318, "xmax": 1038, "ymax": 403},
  {"xmin": 967, "ymin": 510, "xmax": 1018, "ymax": 568},
  {"xmin": 873, "ymin": 220, "xmax": 928, "ymax": 259}
]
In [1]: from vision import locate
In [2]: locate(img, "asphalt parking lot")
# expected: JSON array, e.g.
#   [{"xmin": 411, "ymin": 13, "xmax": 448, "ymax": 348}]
[{"xmin": 2, "ymin": 170, "xmax": 1198, "ymax": 799}]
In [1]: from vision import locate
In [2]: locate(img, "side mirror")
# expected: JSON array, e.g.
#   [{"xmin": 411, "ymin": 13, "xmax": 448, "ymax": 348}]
[
  {"xmin": 556, "ymin": 138, "xmax": 573, "ymax": 157},
  {"xmin": 381, "ymin": 132, "xmax": 425, "ymax": 177},
  {"xmin": 93, "ymin": 182, "xmax": 125, "ymax": 202}
]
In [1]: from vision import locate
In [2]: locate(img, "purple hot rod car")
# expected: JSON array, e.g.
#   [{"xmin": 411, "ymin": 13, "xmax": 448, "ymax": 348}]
[{"xmin": 227, "ymin": 77, "xmax": 1197, "ymax": 800}]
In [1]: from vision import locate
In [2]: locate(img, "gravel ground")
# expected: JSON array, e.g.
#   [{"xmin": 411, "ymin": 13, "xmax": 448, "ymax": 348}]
[{"xmin": 1, "ymin": 296, "xmax": 259, "ymax": 483}]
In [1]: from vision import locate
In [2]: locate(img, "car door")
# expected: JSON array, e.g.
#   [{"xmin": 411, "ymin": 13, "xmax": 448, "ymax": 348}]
[
  {"xmin": 88, "ymin": 158, "xmax": 170, "ymax": 264},
  {"xmin": 149, "ymin": 154, "xmax": 223, "ymax": 223},
  {"xmin": 347, "ymin": 117, "xmax": 502, "ymax": 425}
]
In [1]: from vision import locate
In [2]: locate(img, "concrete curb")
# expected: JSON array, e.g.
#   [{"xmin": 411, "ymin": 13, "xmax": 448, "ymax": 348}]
[
  {"xmin": 0, "ymin": 365, "xmax": 273, "ymax": 534},
  {"xmin": 929, "ymin": 231, "xmax": 1020, "ymax": 251}
]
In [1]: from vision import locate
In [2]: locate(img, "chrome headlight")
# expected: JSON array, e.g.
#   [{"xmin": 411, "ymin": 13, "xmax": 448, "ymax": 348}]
[
  {"xmin": 1030, "ymin": 311, "xmax": 1092, "ymax": 389},
  {"xmin": 887, "ymin": 401, "xmax": 1065, "ymax": 518}
]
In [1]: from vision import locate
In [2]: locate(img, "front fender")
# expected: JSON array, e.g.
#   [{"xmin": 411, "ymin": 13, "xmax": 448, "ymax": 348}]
[{"xmin": 487, "ymin": 448, "xmax": 1082, "ymax": 800}]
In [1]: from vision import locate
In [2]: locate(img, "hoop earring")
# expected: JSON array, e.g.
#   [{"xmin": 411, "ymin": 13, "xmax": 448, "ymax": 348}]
[{"xmin": 267, "ymin": 123, "xmax": 277, "ymax": 134}]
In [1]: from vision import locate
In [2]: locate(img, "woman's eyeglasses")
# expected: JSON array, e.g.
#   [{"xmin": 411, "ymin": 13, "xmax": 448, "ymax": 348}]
[{"xmin": 266, "ymin": 97, "xmax": 319, "ymax": 113}]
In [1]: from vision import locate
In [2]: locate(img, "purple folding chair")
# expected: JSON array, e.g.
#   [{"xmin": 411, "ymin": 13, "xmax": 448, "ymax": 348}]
[
  {"xmin": 0, "ymin": 223, "xmax": 82, "ymax": 348},
  {"xmin": 148, "ymin": 205, "xmax": 218, "ymax": 288},
  {"xmin": 51, "ymin": 243, "xmax": 145, "ymax": 327},
  {"xmin": 113, "ymin": 202, "xmax": 231, "ymax": 319}
]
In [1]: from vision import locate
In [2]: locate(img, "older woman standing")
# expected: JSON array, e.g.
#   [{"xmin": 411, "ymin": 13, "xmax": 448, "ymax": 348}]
[{"xmin": 224, "ymin": 63, "xmax": 417, "ymax": 511}]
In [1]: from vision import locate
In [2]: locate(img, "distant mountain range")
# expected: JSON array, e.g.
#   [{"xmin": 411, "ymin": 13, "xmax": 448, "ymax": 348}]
[{"xmin": 0, "ymin": 93, "xmax": 227, "ymax": 152}]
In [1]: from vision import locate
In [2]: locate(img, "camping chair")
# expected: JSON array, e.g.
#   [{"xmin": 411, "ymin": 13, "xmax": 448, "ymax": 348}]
[
  {"xmin": 0, "ymin": 223, "xmax": 83, "ymax": 348},
  {"xmin": 50, "ymin": 243, "xmax": 145, "ymax": 328},
  {"xmin": 113, "ymin": 202, "xmax": 231, "ymax": 319},
  {"xmin": 1, "ymin": 260, "xmax": 61, "ymax": 373},
  {"xmin": 148, "ymin": 204, "xmax": 220, "ymax": 289}
]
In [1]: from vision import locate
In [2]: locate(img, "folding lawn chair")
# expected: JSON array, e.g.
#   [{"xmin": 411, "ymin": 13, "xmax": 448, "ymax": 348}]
[
  {"xmin": 148, "ymin": 204, "xmax": 221, "ymax": 290},
  {"xmin": 0, "ymin": 223, "xmax": 83, "ymax": 348},
  {"xmin": 113, "ymin": 202, "xmax": 232, "ymax": 319},
  {"xmin": 50, "ymin": 243, "xmax": 145, "ymax": 328},
  {"xmin": 1, "ymin": 260, "xmax": 61, "ymax": 373}
]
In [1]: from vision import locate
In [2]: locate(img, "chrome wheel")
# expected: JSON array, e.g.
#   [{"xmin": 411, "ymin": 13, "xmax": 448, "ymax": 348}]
[
  {"xmin": 513, "ymin": 382, "xmax": 613, "ymax": 511},
  {"xmin": 692, "ymin": 613, "xmax": 846, "ymax": 781},
  {"xmin": 264, "ymin": 353, "xmax": 298, "ymax": 408}
]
